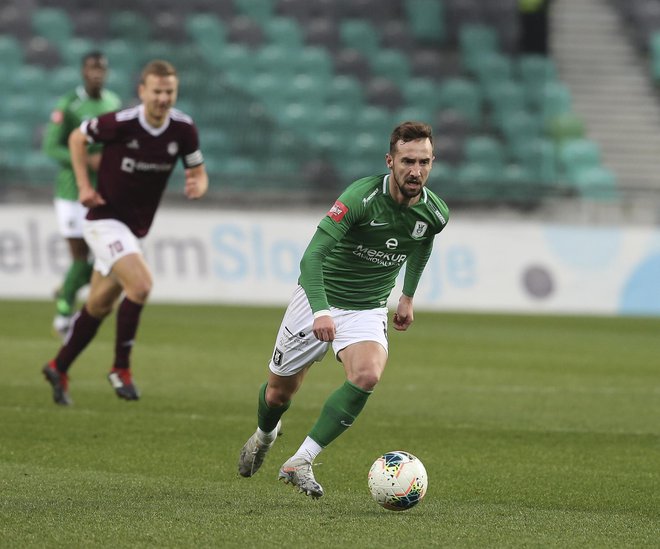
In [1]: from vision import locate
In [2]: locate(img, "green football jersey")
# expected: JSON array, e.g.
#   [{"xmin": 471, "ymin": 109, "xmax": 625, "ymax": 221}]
[
  {"xmin": 307, "ymin": 174, "xmax": 450, "ymax": 311},
  {"xmin": 43, "ymin": 86, "xmax": 121, "ymax": 200}
]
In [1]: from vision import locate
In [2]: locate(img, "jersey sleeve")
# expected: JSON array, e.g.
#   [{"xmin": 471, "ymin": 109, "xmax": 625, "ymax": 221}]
[
  {"xmin": 402, "ymin": 237, "xmax": 434, "ymax": 297},
  {"xmin": 317, "ymin": 186, "xmax": 366, "ymax": 240},
  {"xmin": 82, "ymin": 111, "xmax": 121, "ymax": 144},
  {"xmin": 298, "ymin": 227, "xmax": 340, "ymax": 314},
  {"xmin": 42, "ymin": 95, "xmax": 73, "ymax": 165},
  {"xmin": 181, "ymin": 122, "xmax": 204, "ymax": 168}
]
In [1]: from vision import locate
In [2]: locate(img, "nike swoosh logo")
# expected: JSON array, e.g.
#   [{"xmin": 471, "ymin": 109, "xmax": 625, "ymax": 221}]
[
  {"xmin": 370, "ymin": 220, "xmax": 388, "ymax": 227},
  {"xmin": 340, "ymin": 420, "xmax": 353, "ymax": 427}
]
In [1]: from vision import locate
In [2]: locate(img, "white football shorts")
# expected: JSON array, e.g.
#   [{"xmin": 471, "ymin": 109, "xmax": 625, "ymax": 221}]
[
  {"xmin": 269, "ymin": 285, "xmax": 389, "ymax": 376},
  {"xmin": 82, "ymin": 218, "xmax": 143, "ymax": 276},
  {"xmin": 54, "ymin": 198, "xmax": 88, "ymax": 238}
]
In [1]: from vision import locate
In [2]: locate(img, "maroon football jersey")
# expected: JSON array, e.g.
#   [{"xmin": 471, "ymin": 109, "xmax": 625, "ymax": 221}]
[{"xmin": 82, "ymin": 104, "xmax": 204, "ymax": 237}]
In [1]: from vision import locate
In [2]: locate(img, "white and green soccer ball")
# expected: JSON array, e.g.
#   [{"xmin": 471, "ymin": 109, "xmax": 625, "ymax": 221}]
[{"xmin": 368, "ymin": 451, "xmax": 428, "ymax": 511}]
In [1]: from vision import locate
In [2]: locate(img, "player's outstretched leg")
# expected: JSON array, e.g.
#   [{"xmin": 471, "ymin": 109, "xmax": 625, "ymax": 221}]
[
  {"xmin": 238, "ymin": 420, "xmax": 282, "ymax": 477},
  {"xmin": 278, "ymin": 456, "xmax": 324, "ymax": 498}
]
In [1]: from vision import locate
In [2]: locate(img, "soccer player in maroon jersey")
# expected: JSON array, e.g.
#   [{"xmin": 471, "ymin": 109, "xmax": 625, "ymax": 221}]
[{"xmin": 42, "ymin": 59, "xmax": 208, "ymax": 405}]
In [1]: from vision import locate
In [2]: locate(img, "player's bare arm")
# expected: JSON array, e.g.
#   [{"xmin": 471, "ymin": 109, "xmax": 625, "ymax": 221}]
[
  {"xmin": 68, "ymin": 128, "xmax": 105, "ymax": 208},
  {"xmin": 184, "ymin": 164, "xmax": 208, "ymax": 199},
  {"xmin": 393, "ymin": 294, "xmax": 414, "ymax": 331}
]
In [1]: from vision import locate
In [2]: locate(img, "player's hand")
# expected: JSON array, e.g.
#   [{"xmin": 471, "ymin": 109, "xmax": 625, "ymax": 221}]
[
  {"xmin": 184, "ymin": 168, "xmax": 208, "ymax": 199},
  {"xmin": 78, "ymin": 185, "xmax": 106, "ymax": 208},
  {"xmin": 313, "ymin": 314, "xmax": 336, "ymax": 342},
  {"xmin": 393, "ymin": 294, "xmax": 414, "ymax": 331}
]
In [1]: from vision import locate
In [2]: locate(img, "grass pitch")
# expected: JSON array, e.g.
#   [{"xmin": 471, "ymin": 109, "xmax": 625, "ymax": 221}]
[{"xmin": 1, "ymin": 300, "xmax": 659, "ymax": 547}]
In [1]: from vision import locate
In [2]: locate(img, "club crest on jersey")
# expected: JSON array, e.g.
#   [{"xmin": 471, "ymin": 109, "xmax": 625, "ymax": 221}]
[
  {"xmin": 412, "ymin": 221, "xmax": 428, "ymax": 238},
  {"xmin": 327, "ymin": 200, "xmax": 348, "ymax": 222},
  {"xmin": 167, "ymin": 142, "xmax": 179, "ymax": 156}
]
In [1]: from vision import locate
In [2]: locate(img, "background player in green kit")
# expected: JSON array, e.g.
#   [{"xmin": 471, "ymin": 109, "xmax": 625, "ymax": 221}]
[
  {"xmin": 238, "ymin": 121, "xmax": 449, "ymax": 498},
  {"xmin": 42, "ymin": 51, "xmax": 121, "ymax": 339}
]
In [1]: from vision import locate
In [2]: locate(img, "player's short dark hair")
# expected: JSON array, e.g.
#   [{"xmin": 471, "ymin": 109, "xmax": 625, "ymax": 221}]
[
  {"xmin": 389, "ymin": 121, "xmax": 434, "ymax": 154},
  {"xmin": 81, "ymin": 50, "xmax": 107, "ymax": 66},
  {"xmin": 140, "ymin": 59, "xmax": 177, "ymax": 83}
]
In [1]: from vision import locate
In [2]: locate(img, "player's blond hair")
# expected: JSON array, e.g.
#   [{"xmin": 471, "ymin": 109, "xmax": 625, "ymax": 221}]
[{"xmin": 140, "ymin": 60, "xmax": 177, "ymax": 83}]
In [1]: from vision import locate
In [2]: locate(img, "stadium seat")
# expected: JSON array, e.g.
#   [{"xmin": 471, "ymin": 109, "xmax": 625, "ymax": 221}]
[
  {"xmin": 455, "ymin": 161, "xmax": 493, "ymax": 184},
  {"xmin": 355, "ymin": 105, "xmax": 393, "ymax": 137},
  {"xmin": 463, "ymin": 135, "xmax": 506, "ymax": 174},
  {"xmin": 325, "ymin": 75, "xmax": 365, "ymax": 111},
  {"xmin": 572, "ymin": 166, "xmax": 618, "ymax": 199},
  {"xmin": 227, "ymin": 15, "xmax": 265, "ymax": 49},
  {"xmin": 558, "ymin": 138, "xmax": 602, "ymax": 180},
  {"xmin": 109, "ymin": 10, "xmax": 151, "ymax": 44},
  {"xmin": 459, "ymin": 23, "xmax": 499, "ymax": 73},
  {"xmin": 393, "ymin": 105, "xmax": 437, "ymax": 128},
  {"xmin": 438, "ymin": 77, "xmax": 482, "ymax": 127},
  {"xmin": 294, "ymin": 46, "xmax": 333, "ymax": 80},
  {"xmin": 370, "ymin": 48, "xmax": 410, "ymax": 87},
  {"xmin": 0, "ymin": 35, "xmax": 23, "ymax": 70},
  {"xmin": 31, "ymin": 7, "xmax": 72, "ymax": 48},
  {"xmin": 499, "ymin": 109, "xmax": 541, "ymax": 146},
  {"xmin": 539, "ymin": 82, "xmax": 573, "ymax": 121},
  {"xmin": 339, "ymin": 19, "xmax": 380, "ymax": 57},
  {"xmin": 516, "ymin": 138, "xmax": 558, "ymax": 185},
  {"xmin": 403, "ymin": 0, "xmax": 446, "ymax": 44},
  {"xmin": 364, "ymin": 77, "xmax": 404, "ymax": 112},
  {"xmin": 333, "ymin": 48, "xmax": 371, "ymax": 83},
  {"xmin": 263, "ymin": 16, "xmax": 303, "ymax": 48},
  {"xmin": 545, "ymin": 112, "xmax": 586, "ymax": 144},
  {"xmin": 254, "ymin": 44, "xmax": 295, "ymax": 77},
  {"xmin": 401, "ymin": 78, "xmax": 442, "ymax": 113},
  {"xmin": 234, "ymin": 0, "xmax": 276, "ymax": 23},
  {"xmin": 304, "ymin": 17, "xmax": 341, "ymax": 51}
]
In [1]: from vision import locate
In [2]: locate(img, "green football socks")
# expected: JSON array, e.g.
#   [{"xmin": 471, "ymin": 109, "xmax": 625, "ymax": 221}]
[
  {"xmin": 57, "ymin": 259, "xmax": 93, "ymax": 315},
  {"xmin": 309, "ymin": 380, "xmax": 372, "ymax": 448},
  {"xmin": 257, "ymin": 382, "xmax": 290, "ymax": 433}
]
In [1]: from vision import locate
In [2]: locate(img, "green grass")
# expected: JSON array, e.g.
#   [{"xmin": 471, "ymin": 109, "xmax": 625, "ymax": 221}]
[{"xmin": 1, "ymin": 300, "xmax": 659, "ymax": 547}]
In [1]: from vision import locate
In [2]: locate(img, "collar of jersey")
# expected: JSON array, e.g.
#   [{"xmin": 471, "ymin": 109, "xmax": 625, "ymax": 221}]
[{"xmin": 138, "ymin": 104, "xmax": 171, "ymax": 137}]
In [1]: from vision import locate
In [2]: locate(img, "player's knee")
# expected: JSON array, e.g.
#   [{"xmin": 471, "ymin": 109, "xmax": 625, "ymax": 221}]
[
  {"xmin": 126, "ymin": 279, "xmax": 152, "ymax": 304},
  {"xmin": 265, "ymin": 386, "xmax": 292, "ymax": 407},
  {"xmin": 350, "ymin": 368, "xmax": 382, "ymax": 392}
]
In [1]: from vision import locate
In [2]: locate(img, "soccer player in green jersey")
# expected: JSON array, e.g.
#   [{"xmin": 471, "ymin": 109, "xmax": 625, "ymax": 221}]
[
  {"xmin": 238, "ymin": 121, "xmax": 450, "ymax": 498},
  {"xmin": 43, "ymin": 51, "xmax": 121, "ymax": 339}
]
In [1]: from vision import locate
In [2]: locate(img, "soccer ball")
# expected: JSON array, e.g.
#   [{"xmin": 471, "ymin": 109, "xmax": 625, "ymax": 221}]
[{"xmin": 368, "ymin": 451, "xmax": 428, "ymax": 511}]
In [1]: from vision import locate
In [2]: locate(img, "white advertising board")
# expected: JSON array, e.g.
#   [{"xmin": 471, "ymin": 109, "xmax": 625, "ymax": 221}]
[{"xmin": 1, "ymin": 205, "xmax": 659, "ymax": 316}]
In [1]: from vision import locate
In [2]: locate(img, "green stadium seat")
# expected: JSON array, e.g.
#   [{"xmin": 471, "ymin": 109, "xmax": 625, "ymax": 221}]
[
  {"xmin": 650, "ymin": 32, "xmax": 660, "ymax": 82},
  {"xmin": 60, "ymin": 37, "xmax": 94, "ymax": 67},
  {"xmin": 340, "ymin": 19, "xmax": 380, "ymax": 57},
  {"xmin": 250, "ymin": 72, "xmax": 288, "ymax": 111},
  {"xmin": 539, "ymin": 82, "xmax": 572, "ymax": 121},
  {"xmin": 455, "ymin": 162, "xmax": 493, "ymax": 184},
  {"xmin": 370, "ymin": 48, "xmax": 410, "ymax": 87},
  {"xmin": 319, "ymin": 104, "xmax": 354, "ymax": 135},
  {"xmin": 499, "ymin": 109, "xmax": 541, "ymax": 145},
  {"xmin": 393, "ymin": 105, "xmax": 436, "ymax": 127},
  {"xmin": 459, "ymin": 24, "xmax": 499, "ymax": 73},
  {"xmin": 285, "ymin": 74, "xmax": 328, "ymax": 109},
  {"xmin": 0, "ymin": 122, "xmax": 33, "ymax": 154},
  {"xmin": 463, "ymin": 135, "xmax": 506, "ymax": 174},
  {"xmin": 471, "ymin": 52, "xmax": 514, "ymax": 97},
  {"xmin": 400, "ymin": 78, "xmax": 442, "ymax": 112},
  {"xmin": 11, "ymin": 65, "xmax": 48, "ymax": 95},
  {"xmin": 185, "ymin": 13, "xmax": 226, "ymax": 50},
  {"xmin": 254, "ymin": 44, "xmax": 297, "ymax": 78},
  {"xmin": 517, "ymin": 54, "xmax": 557, "ymax": 87},
  {"xmin": 263, "ymin": 16, "xmax": 303, "ymax": 48},
  {"xmin": 516, "ymin": 138, "xmax": 558, "ymax": 184},
  {"xmin": 32, "ymin": 8, "xmax": 72, "ymax": 48},
  {"xmin": 572, "ymin": 166, "xmax": 618, "ymax": 199},
  {"xmin": 558, "ymin": 138, "xmax": 602, "ymax": 180},
  {"xmin": 355, "ymin": 105, "xmax": 393, "ymax": 137},
  {"xmin": 0, "ymin": 36, "xmax": 23, "ymax": 71},
  {"xmin": 438, "ymin": 78, "xmax": 482, "ymax": 127},
  {"xmin": 325, "ymin": 75, "xmax": 365, "ymax": 111},
  {"xmin": 403, "ymin": 0, "xmax": 445, "ymax": 44},
  {"xmin": 234, "ymin": 0, "xmax": 276, "ymax": 24},
  {"xmin": 294, "ymin": 46, "xmax": 333, "ymax": 80},
  {"xmin": 103, "ymin": 39, "xmax": 141, "ymax": 75},
  {"xmin": 47, "ymin": 66, "xmax": 82, "ymax": 97},
  {"xmin": 109, "ymin": 11, "xmax": 151, "ymax": 44}
]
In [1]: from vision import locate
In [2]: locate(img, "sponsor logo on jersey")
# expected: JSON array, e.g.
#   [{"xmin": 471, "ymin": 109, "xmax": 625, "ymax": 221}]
[
  {"xmin": 428, "ymin": 201, "xmax": 447, "ymax": 224},
  {"xmin": 362, "ymin": 188, "xmax": 379, "ymax": 205},
  {"xmin": 126, "ymin": 139, "xmax": 139, "ymax": 149},
  {"xmin": 385, "ymin": 238, "xmax": 398, "ymax": 249},
  {"xmin": 327, "ymin": 200, "xmax": 348, "ymax": 222},
  {"xmin": 353, "ymin": 244, "xmax": 406, "ymax": 266},
  {"xmin": 412, "ymin": 221, "xmax": 428, "ymax": 238},
  {"xmin": 121, "ymin": 157, "xmax": 174, "ymax": 174}
]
